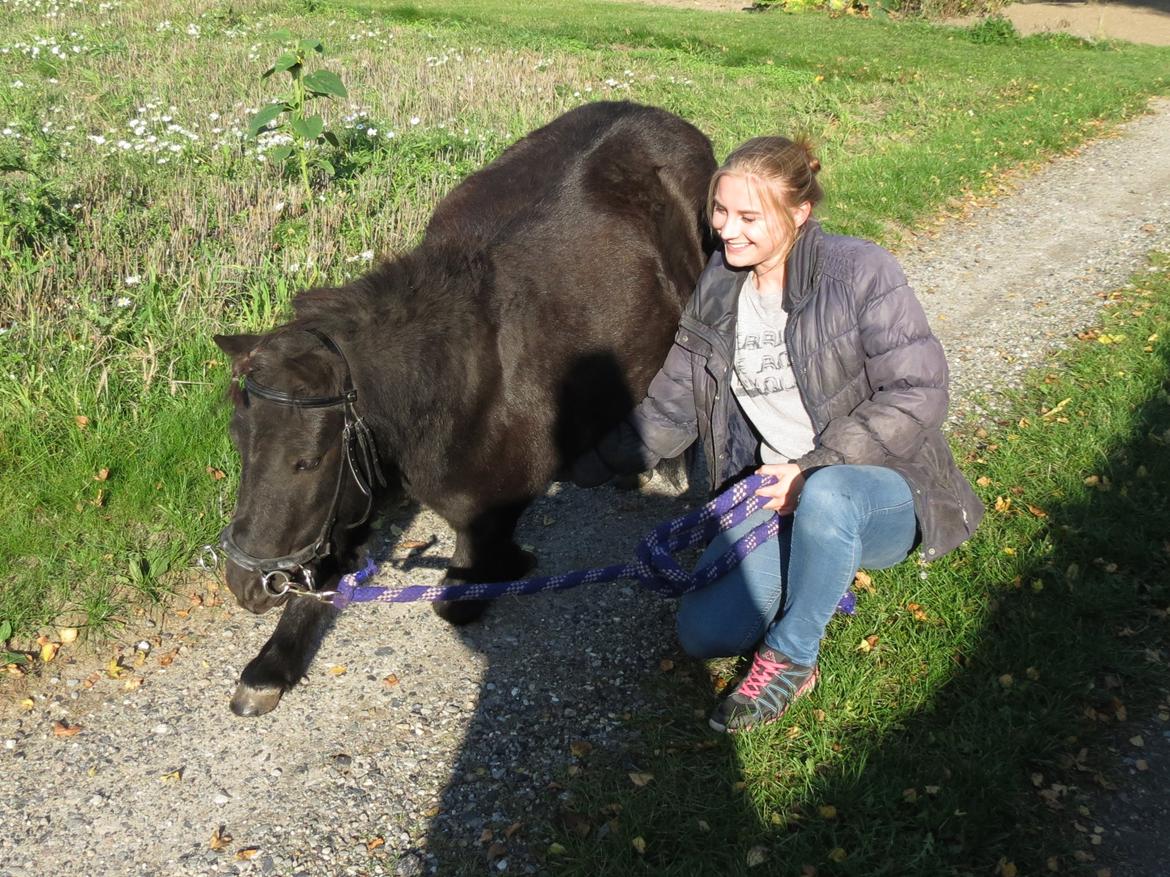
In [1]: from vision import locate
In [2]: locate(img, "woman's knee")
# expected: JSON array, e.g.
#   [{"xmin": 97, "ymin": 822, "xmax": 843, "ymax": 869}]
[{"xmin": 795, "ymin": 466, "xmax": 864, "ymax": 530}]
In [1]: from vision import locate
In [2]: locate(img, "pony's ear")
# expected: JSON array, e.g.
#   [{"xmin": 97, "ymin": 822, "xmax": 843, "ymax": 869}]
[{"xmin": 214, "ymin": 333, "xmax": 262, "ymax": 362}]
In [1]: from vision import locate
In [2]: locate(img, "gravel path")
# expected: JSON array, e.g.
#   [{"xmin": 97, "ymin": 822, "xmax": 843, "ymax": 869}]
[{"xmin": 3, "ymin": 98, "xmax": 1170, "ymax": 877}]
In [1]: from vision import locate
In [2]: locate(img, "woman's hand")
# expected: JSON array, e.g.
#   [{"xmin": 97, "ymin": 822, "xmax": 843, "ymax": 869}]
[{"xmin": 755, "ymin": 463, "xmax": 805, "ymax": 514}]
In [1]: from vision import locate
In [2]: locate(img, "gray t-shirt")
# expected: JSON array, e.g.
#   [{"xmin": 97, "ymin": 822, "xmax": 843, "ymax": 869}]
[{"xmin": 730, "ymin": 274, "xmax": 816, "ymax": 463}]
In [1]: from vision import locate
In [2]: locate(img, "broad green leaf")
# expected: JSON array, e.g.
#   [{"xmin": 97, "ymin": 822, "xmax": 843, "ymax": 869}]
[
  {"xmin": 268, "ymin": 145, "xmax": 293, "ymax": 163},
  {"xmin": 298, "ymin": 38, "xmax": 324, "ymax": 55},
  {"xmin": 261, "ymin": 52, "xmax": 300, "ymax": 79},
  {"xmin": 315, "ymin": 157, "xmax": 336, "ymax": 177},
  {"xmin": 268, "ymin": 28, "xmax": 292, "ymax": 42},
  {"xmin": 2, "ymin": 651, "xmax": 28, "ymax": 665},
  {"xmin": 0, "ymin": 619, "xmax": 11, "ymax": 641},
  {"xmin": 322, "ymin": 130, "xmax": 340, "ymax": 148},
  {"xmin": 290, "ymin": 115, "xmax": 324, "ymax": 141},
  {"xmin": 247, "ymin": 103, "xmax": 286, "ymax": 137},
  {"xmin": 303, "ymin": 69, "xmax": 347, "ymax": 98}
]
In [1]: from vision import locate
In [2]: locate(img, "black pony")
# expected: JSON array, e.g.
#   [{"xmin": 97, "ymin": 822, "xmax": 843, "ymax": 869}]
[{"xmin": 214, "ymin": 102, "xmax": 715, "ymax": 715}]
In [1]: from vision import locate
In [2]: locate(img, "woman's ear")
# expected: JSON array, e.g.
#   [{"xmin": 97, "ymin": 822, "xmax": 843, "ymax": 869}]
[{"xmin": 792, "ymin": 200, "xmax": 813, "ymax": 229}]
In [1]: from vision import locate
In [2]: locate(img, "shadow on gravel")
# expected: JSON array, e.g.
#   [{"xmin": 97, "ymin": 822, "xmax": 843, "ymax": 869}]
[
  {"xmin": 411, "ymin": 477, "xmax": 755, "ymax": 875},
  {"xmin": 407, "ymin": 350, "xmax": 1170, "ymax": 874}
]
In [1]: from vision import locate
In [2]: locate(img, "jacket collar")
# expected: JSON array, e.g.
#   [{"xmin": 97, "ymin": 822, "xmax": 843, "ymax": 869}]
[{"xmin": 783, "ymin": 218, "xmax": 824, "ymax": 314}]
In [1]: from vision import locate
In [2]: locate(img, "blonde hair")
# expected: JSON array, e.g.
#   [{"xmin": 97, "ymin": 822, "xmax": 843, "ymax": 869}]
[{"xmin": 706, "ymin": 136, "xmax": 824, "ymax": 265}]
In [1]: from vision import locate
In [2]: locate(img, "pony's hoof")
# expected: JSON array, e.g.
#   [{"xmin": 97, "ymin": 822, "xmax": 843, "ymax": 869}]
[{"xmin": 230, "ymin": 682, "xmax": 284, "ymax": 716}]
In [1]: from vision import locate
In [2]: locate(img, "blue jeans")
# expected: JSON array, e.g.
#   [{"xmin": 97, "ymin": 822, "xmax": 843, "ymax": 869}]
[{"xmin": 676, "ymin": 465, "xmax": 917, "ymax": 666}]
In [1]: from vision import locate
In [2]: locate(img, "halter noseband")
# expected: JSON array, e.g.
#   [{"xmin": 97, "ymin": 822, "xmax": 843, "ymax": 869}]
[{"xmin": 219, "ymin": 328, "xmax": 387, "ymax": 600}]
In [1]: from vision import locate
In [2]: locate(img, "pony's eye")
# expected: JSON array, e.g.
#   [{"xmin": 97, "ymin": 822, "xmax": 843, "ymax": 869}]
[{"xmin": 294, "ymin": 457, "xmax": 321, "ymax": 472}]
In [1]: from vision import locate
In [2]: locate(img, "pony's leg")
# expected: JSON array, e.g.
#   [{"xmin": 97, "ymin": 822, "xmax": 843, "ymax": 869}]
[
  {"xmin": 433, "ymin": 502, "xmax": 535, "ymax": 625},
  {"xmin": 231, "ymin": 596, "xmax": 334, "ymax": 716}
]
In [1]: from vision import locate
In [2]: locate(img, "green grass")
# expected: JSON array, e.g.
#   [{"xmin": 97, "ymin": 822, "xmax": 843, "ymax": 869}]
[
  {"xmin": 544, "ymin": 254, "xmax": 1170, "ymax": 875},
  {"xmin": 0, "ymin": 0, "xmax": 1167, "ymax": 650}
]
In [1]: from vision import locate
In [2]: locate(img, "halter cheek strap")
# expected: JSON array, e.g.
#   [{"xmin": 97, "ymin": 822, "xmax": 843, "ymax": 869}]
[{"xmin": 219, "ymin": 328, "xmax": 387, "ymax": 597}]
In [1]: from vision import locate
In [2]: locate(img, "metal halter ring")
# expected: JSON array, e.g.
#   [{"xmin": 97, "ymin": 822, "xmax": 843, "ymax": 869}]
[{"xmin": 261, "ymin": 570, "xmax": 295, "ymax": 598}]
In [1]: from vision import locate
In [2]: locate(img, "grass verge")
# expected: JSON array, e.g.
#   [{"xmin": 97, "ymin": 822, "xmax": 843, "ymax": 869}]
[{"xmin": 545, "ymin": 253, "xmax": 1170, "ymax": 875}]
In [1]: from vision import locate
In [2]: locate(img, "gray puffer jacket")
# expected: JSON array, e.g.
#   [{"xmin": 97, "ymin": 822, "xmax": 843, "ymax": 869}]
[{"xmin": 586, "ymin": 219, "xmax": 984, "ymax": 562}]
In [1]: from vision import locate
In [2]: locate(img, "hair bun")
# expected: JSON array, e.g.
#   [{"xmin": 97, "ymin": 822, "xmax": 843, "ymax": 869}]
[{"xmin": 808, "ymin": 157, "xmax": 821, "ymax": 175}]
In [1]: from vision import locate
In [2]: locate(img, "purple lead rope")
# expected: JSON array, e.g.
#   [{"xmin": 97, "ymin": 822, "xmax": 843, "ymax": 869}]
[{"xmin": 330, "ymin": 474, "xmax": 857, "ymax": 616}]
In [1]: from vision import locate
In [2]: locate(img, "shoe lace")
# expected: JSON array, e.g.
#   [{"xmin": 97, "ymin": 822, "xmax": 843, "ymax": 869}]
[{"xmin": 739, "ymin": 651, "xmax": 789, "ymax": 699}]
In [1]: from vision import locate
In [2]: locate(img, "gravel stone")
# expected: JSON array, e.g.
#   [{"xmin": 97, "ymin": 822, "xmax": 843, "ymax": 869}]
[{"xmin": 3, "ymin": 99, "xmax": 1170, "ymax": 877}]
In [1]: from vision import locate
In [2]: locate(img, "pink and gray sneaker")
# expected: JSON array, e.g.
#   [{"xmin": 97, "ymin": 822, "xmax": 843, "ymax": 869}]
[{"xmin": 709, "ymin": 646, "xmax": 819, "ymax": 733}]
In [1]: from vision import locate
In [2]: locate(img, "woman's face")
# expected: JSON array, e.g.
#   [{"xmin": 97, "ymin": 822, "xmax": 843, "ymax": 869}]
[{"xmin": 710, "ymin": 174, "xmax": 808, "ymax": 274}]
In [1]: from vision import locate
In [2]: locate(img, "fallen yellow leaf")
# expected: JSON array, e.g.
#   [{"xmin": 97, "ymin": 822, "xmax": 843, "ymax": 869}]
[
  {"xmin": 366, "ymin": 836, "xmax": 385, "ymax": 851},
  {"xmin": 235, "ymin": 847, "xmax": 260, "ymax": 861},
  {"xmin": 853, "ymin": 570, "xmax": 874, "ymax": 593},
  {"xmin": 818, "ymin": 805, "xmax": 837, "ymax": 819},
  {"xmin": 631, "ymin": 836, "xmax": 647, "ymax": 855},
  {"xmin": 570, "ymin": 740, "xmax": 593, "ymax": 758},
  {"xmin": 209, "ymin": 826, "xmax": 232, "ymax": 851},
  {"xmin": 828, "ymin": 848, "xmax": 847, "ymax": 863},
  {"xmin": 329, "ymin": 665, "xmax": 347, "ymax": 676},
  {"xmin": 547, "ymin": 843, "xmax": 567, "ymax": 856},
  {"xmin": 52, "ymin": 720, "xmax": 82, "ymax": 737},
  {"xmin": 628, "ymin": 771, "xmax": 654, "ymax": 787}
]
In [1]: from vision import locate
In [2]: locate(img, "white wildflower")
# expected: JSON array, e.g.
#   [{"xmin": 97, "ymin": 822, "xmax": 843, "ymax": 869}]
[{"xmin": 124, "ymin": 275, "xmax": 141, "ymax": 286}]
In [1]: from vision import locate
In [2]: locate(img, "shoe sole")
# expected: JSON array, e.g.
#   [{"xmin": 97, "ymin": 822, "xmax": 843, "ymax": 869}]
[{"xmin": 708, "ymin": 667, "xmax": 820, "ymax": 734}]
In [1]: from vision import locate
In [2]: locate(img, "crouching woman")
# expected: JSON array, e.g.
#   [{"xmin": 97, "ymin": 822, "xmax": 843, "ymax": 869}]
[{"xmin": 572, "ymin": 136, "xmax": 984, "ymax": 733}]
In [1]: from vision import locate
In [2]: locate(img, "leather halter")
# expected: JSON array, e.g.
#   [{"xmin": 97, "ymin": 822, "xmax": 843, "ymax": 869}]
[{"xmin": 218, "ymin": 328, "xmax": 387, "ymax": 598}]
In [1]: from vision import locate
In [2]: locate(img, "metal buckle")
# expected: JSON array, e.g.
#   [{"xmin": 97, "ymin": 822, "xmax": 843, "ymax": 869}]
[{"xmin": 259, "ymin": 567, "xmax": 337, "ymax": 602}]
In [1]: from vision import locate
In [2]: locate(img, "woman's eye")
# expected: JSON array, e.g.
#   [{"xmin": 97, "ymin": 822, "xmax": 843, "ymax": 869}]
[{"xmin": 295, "ymin": 457, "xmax": 321, "ymax": 471}]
